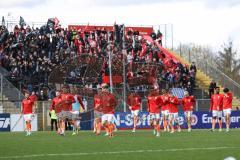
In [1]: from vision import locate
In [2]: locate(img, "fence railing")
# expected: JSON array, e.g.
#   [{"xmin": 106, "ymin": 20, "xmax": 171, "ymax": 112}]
[
  {"xmin": 197, "ymin": 61, "xmax": 240, "ymax": 98},
  {"xmin": 174, "ymin": 48, "xmax": 240, "ymax": 99},
  {"xmin": 0, "ymin": 67, "xmax": 24, "ymax": 103}
]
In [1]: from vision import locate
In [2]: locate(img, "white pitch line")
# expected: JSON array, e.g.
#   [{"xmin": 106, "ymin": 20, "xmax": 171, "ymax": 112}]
[{"xmin": 0, "ymin": 146, "xmax": 239, "ymax": 159}]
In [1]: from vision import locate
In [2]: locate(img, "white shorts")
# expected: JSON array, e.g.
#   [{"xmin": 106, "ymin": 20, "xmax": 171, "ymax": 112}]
[
  {"xmin": 223, "ymin": 109, "xmax": 232, "ymax": 116},
  {"xmin": 184, "ymin": 111, "xmax": 193, "ymax": 118},
  {"xmin": 161, "ymin": 110, "xmax": 169, "ymax": 117},
  {"xmin": 212, "ymin": 110, "xmax": 222, "ymax": 118},
  {"xmin": 131, "ymin": 110, "xmax": 139, "ymax": 116},
  {"xmin": 101, "ymin": 114, "xmax": 114, "ymax": 123},
  {"xmin": 71, "ymin": 111, "xmax": 80, "ymax": 119},
  {"xmin": 170, "ymin": 112, "xmax": 179, "ymax": 120},
  {"xmin": 57, "ymin": 111, "xmax": 71, "ymax": 119},
  {"xmin": 23, "ymin": 114, "xmax": 33, "ymax": 122},
  {"xmin": 149, "ymin": 113, "xmax": 160, "ymax": 120}
]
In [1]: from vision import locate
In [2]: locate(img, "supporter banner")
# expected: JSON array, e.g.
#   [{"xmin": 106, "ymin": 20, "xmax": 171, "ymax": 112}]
[
  {"xmin": 0, "ymin": 113, "xmax": 10, "ymax": 131},
  {"xmin": 125, "ymin": 27, "xmax": 153, "ymax": 35},
  {"xmin": 112, "ymin": 111, "xmax": 240, "ymax": 129},
  {"xmin": 103, "ymin": 76, "xmax": 123, "ymax": 84},
  {"xmin": 68, "ymin": 25, "xmax": 153, "ymax": 35},
  {"xmin": 68, "ymin": 25, "xmax": 114, "ymax": 32}
]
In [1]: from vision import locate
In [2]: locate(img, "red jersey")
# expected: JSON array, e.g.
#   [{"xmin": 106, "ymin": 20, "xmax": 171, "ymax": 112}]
[
  {"xmin": 147, "ymin": 94, "xmax": 162, "ymax": 113},
  {"xmin": 127, "ymin": 93, "xmax": 141, "ymax": 111},
  {"xmin": 61, "ymin": 93, "xmax": 75, "ymax": 111},
  {"xmin": 29, "ymin": 94, "xmax": 38, "ymax": 102},
  {"xmin": 223, "ymin": 92, "xmax": 233, "ymax": 109},
  {"xmin": 161, "ymin": 94, "xmax": 170, "ymax": 111},
  {"xmin": 22, "ymin": 97, "xmax": 35, "ymax": 114},
  {"xmin": 94, "ymin": 94, "xmax": 102, "ymax": 112},
  {"xmin": 95, "ymin": 91, "xmax": 116, "ymax": 114},
  {"xmin": 210, "ymin": 94, "xmax": 223, "ymax": 111},
  {"xmin": 182, "ymin": 96, "xmax": 195, "ymax": 111},
  {"xmin": 169, "ymin": 96, "xmax": 179, "ymax": 113},
  {"xmin": 51, "ymin": 96, "xmax": 63, "ymax": 113}
]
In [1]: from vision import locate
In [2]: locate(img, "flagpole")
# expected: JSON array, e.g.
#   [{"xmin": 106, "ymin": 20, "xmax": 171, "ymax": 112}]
[
  {"xmin": 107, "ymin": 31, "xmax": 113, "ymax": 93},
  {"xmin": 122, "ymin": 25, "xmax": 127, "ymax": 112}
]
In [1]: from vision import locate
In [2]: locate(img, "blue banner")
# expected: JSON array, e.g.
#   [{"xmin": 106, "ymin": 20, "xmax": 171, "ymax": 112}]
[
  {"xmin": 112, "ymin": 111, "xmax": 240, "ymax": 129},
  {"xmin": 0, "ymin": 113, "xmax": 10, "ymax": 131}
]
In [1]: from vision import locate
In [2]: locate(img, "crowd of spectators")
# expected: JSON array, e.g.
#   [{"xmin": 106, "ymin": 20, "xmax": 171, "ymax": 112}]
[{"xmin": 0, "ymin": 20, "xmax": 196, "ymax": 99}]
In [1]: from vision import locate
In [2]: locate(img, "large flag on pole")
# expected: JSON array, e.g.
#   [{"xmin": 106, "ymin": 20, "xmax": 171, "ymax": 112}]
[
  {"xmin": 19, "ymin": 16, "xmax": 26, "ymax": 28},
  {"xmin": 2, "ymin": 16, "xmax": 5, "ymax": 26}
]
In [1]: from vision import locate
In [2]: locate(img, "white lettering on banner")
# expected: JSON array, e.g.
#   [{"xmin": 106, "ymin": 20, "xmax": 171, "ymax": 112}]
[
  {"xmin": 113, "ymin": 115, "xmax": 120, "ymax": 126},
  {"xmin": 231, "ymin": 116, "xmax": 240, "ymax": 123},
  {"xmin": 202, "ymin": 114, "xmax": 212, "ymax": 123},
  {"xmin": 0, "ymin": 118, "xmax": 10, "ymax": 128},
  {"xmin": 178, "ymin": 117, "xmax": 184, "ymax": 125},
  {"xmin": 125, "ymin": 114, "xmax": 133, "ymax": 126}
]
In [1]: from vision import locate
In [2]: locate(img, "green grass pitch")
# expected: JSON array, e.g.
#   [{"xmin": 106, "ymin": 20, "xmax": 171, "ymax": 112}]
[{"xmin": 0, "ymin": 129, "xmax": 239, "ymax": 160}]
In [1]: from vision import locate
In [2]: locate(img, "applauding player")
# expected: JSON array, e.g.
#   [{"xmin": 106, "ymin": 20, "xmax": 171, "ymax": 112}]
[
  {"xmin": 169, "ymin": 91, "xmax": 181, "ymax": 133},
  {"xmin": 59, "ymin": 85, "xmax": 75, "ymax": 135},
  {"xmin": 127, "ymin": 92, "xmax": 141, "ymax": 132},
  {"xmin": 222, "ymin": 88, "xmax": 233, "ymax": 132},
  {"xmin": 182, "ymin": 91, "xmax": 195, "ymax": 132},
  {"xmin": 160, "ymin": 89, "xmax": 170, "ymax": 132},
  {"xmin": 50, "ymin": 90, "xmax": 63, "ymax": 134},
  {"xmin": 71, "ymin": 88, "xmax": 85, "ymax": 135},
  {"xmin": 147, "ymin": 89, "xmax": 162, "ymax": 137},
  {"xmin": 21, "ymin": 91, "xmax": 37, "ymax": 136},
  {"xmin": 210, "ymin": 87, "xmax": 223, "ymax": 132}
]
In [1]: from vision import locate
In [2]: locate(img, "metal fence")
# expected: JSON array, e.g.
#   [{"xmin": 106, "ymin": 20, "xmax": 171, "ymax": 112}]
[{"xmin": 197, "ymin": 61, "xmax": 240, "ymax": 99}]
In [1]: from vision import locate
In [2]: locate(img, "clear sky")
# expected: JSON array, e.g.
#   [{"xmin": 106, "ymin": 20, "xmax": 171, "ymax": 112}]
[{"xmin": 1, "ymin": 0, "xmax": 240, "ymax": 50}]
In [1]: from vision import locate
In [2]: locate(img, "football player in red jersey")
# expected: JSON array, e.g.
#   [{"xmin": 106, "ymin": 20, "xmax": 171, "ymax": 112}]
[
  {"xmin": 127, "ymin": 92, "xmax": 141, "ymax": 132},
  {"xmin": 59, "ymin": 85, "xmax": 75, "ymax": 135},
  {"xmin": 181, "ymin": 91, "xmax": 195, "ymax": 132},
  {"xmin": 160, "ymin": 89, "xmax": 170, "ymax": 132},
  {"xmin": 50, "ymin": 90, "xmax": 63, "ymax": 134},
  {"xmin": 93, "ymin": 88, "xmax": 103, "ymax": 135},
  {"xmin": 210, "ymin": 87, "xmax": 223, "ymax": 132},
  {"xmin": 169, "ymin": 91, "xmax": 181, "ymax": 133},
  {"xmin": 100, "ymin": 83, "xmax": 117, "ymax": 138},
  {"xmin": 222, "ymin": 88, "xmax": 233, "ymax": 132},
  {"xmin": 147, "ymin": 89, "xmax": 162, "ymax": 137},
  {"xmin": 21, "ymin": 91, "xmax": 36, "ymax": 136},
  {"xmin": 71, "ymin": 88, "xmax": 85, "ymax": 135}
]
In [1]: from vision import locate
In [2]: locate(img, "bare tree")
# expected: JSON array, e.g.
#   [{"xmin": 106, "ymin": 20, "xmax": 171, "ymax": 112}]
[{"xmin": 216, "ymin": 41, "xmax": 240, "ymax": 81}]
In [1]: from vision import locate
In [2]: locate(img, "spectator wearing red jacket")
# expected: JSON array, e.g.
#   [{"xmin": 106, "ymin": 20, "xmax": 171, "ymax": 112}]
[
  {"xmin": 181, "ymin": 91, "xmax": 195, "ymax": 132},
  {"xmin": 222, "ymin": 88, "xmax": 233, "ymax": 132},
  {"xmin": 210, "ymin": 87, "xmax": 223, "ymax": 132},
  {"xmin": 169, "ymin": 91, "xmax": 181, "ymax": 133}
]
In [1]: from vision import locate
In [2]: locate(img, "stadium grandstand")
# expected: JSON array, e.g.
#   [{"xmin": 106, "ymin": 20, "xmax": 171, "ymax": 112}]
[{"xmin": 0, "ymin": 18, "xmax": 239, "ymax": 130}]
